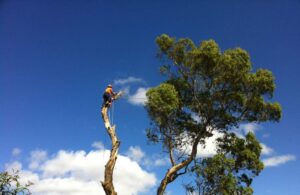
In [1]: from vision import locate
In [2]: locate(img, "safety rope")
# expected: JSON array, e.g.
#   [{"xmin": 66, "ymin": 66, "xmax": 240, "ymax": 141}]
[
  {"xmin": 108, "ymin": 106, "xmax": 111, "ymax": 123},
  {"xmin": 111, "ymin": 101, "xmax": 114, "ymax": 125}
]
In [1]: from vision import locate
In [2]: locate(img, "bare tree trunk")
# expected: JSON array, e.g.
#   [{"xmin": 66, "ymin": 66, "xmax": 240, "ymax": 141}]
[
  {"xmin": 157, "ymin": 136, "xmax": 201, "ymax": 195},
  {"xmin": 100, "ymin": 93, "xmax": 122, "ymax": 195}
]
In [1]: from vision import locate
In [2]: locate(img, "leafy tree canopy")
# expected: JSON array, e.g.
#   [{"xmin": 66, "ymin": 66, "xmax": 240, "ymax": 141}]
[
  {"xmin": 145, "ymin": 34, "xmax": 281, "ymax": 194},
  {"xmin": 185, "ymin": 132, "xmax": 264, "ymax": 195}
]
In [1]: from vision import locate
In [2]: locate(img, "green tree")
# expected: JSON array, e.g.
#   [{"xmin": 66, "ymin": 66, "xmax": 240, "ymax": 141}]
[
  {"xmin": 145, "ymin": 34, "xmax": 281, "ymax": 195},
  {"xmin": 185, "ymin": 132, "xmax": 263, "ymax": 195},
  {"xmin": 0, "ymin": 171, "xmax": 32, "ymax": 195}
]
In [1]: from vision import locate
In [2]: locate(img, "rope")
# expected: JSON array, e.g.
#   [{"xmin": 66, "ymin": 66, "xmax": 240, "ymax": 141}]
[
  {"xmin": 111, "ymin": 101, "xmax": 114, "ymax": 125},
  {"xmin": 102, "ymin": 130, "xmax": 107, "ymax": 159},
  {"xmin": 101, "ymin": 105, "xmax": 107, "ymax": 159},
  {"xmin": 108, "ymin": 106, "xmax": 111, "ymax": 123}
]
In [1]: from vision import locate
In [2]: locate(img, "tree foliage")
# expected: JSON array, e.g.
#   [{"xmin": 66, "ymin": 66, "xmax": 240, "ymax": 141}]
[
  {"xmin": 0, "ymin": 171, "xmax": 32, "ymax": 195},
  {"xmin": 146, "ymin": 83, "xmax": 180, "ymax": 129},
  {"xmin": 145, "ymin": 34, "xmax": 281, "ymax": 194},
  {"xmin": 185, "ymin": 132, "xmax": 263, "ymax": 195}
]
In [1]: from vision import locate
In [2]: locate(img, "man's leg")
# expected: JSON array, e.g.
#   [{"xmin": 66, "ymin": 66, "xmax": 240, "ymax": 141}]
[
  {"xmin": 107, "ymin": 94, "xmax": 113, "ymax": 108},
  {"xmin": 102, "ymin": 93, "xmax": 110, "ymax": 108}
]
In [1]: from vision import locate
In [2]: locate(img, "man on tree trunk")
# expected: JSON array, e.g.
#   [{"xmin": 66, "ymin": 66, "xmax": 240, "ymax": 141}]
[
  {"xmin": 100, "ymin": 84, "xmax": 122, "ymax": 195},
  {"xmin": 102, "ymin": 84, "xmax": 117, "ymax": 109}
]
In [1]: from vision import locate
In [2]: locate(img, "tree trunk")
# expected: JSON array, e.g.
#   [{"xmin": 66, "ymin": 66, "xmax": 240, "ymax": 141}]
[
  {"xmin": 100, "ymin": 93, "xmax": 122, "ymax": 195},
  {"xmin": 157, "ymin": 136, "xmax": 201, "ymax": 195}
]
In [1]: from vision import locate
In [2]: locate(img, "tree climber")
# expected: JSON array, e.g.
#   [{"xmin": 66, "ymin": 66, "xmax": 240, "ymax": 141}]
[
  {"xmin": 100, "ymin": 84, "xmax": 121, "ymax": 195},
  {"xmin": 102, "ymin": 84, "xmax": 117, "ymax": 108}
]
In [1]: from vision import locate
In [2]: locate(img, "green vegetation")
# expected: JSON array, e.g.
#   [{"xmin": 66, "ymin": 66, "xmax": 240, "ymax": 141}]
[
  {"xmin": 145, "ymin": 34, "xmax": 281, "ymax": 195},
  {"xmin": 185, "ymin": 132, "xmax": 263, "ymax": 195},
  {"xmin": 0, "ymin": 171, "xmax": 32, "ymax": 195}
]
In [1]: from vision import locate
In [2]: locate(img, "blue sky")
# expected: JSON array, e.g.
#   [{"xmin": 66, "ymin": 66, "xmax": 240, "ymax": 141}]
[{"xmin": 1, "ymin": 0, "xmax": 299, "ymax": 194}]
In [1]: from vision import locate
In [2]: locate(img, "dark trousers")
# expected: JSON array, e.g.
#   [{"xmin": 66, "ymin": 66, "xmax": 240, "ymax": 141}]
[{"xmin": 102, "ymin": 92, "xmax": 112, "ymax": 107}]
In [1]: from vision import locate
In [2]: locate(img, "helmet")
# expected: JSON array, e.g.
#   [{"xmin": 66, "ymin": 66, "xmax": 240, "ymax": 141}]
[{"xmin": 107, "ymin": 84, "xmax": 112, "ymax": 88}]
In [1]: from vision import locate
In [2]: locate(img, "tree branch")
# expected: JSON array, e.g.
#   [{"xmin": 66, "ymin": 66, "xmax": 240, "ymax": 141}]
[{"xmin": 157, "ymin": 134, "xmax": 202, "ymax": 195}]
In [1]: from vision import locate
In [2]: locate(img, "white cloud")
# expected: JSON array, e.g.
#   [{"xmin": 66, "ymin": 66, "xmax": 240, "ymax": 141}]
[
  {"xmin": 260, "ymin": 143, "xmax": 274, "ymax": 156},
  {"xmin": 191, "ymin": 113, "xmax": 201, "ymax": 123},
  {"xmin": 142, "ymin": 156, "xmax": 170, "ymax": 169},
  {"xmin": 153, "ymin": 158, "xmax": 169, "ymax": 167},
  {"xmin": 92, "ymin": 141, "xmax": 105, "ymax": 150},
  {"xmin": 240, "ymin": 123, "xmax": 260, "ymax": 134},
  {"xmin": 197, "ymin": 131, "xmax": 224, "ymax": 158},
  {"xmin": 26, "ymin": 177, "xmax": 102, "ymax": 195},
  {"xmin": 178, "ymin": 130, "xmax": 223, "ymax": 158},
  {"xmin": 114, "ymin": 77, "xmax": 145, "ymax": 86},
  {"xmin": 5, "ymin": 161, "xmax": 22, "ymax": 172},
  {"xmin": 29, "ymin": 150, "xmax": 48, "ymax": 170},
  {"xmin": 125, "ymin": 146, "xmax": 170, "ymax": 168},
  {"xmin": 128, "ymin": 87, "xmax": 148, "ymax": 106},
  {"xmin": 4, "ymin": 148, "xmax": 156, "ymax": 195},
  {"xmin": 231, "ymin": 123, "xmax": 261, "ymax": 138},
  {"xmin": 230, "ymin": 130, "xmax": 244, "ymax": 138},
  {"xmin": 126, "ymin": 146, "xmax": 145, "ymax": 163},
  {"xmin": 111, "ymin": 76, "xmax": 148, "ymax": 106},
  {"xmin": 12, "ymin": 148, "xmax": 22, "ymax": 157},
  {"xmin": 262, "ymin": 155, "xmax": 296, "ymax": 167}
]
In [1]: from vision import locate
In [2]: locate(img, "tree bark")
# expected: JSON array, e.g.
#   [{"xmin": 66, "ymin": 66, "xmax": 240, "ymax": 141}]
[
  {"xmin": 100, "ymin": 93, "xmax": 122, "ymax": 195},
  {"xmin": 157, "ymin": 135, "xmax": 201, "ymax": 195}
]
